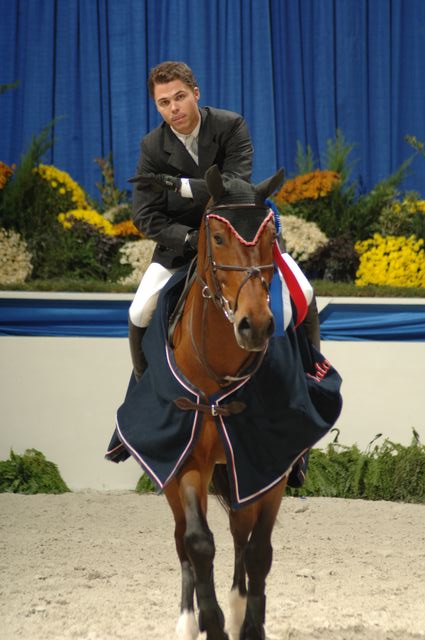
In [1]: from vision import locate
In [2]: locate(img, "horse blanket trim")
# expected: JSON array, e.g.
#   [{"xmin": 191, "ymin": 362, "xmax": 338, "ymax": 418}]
[
  {"xmin": 106, "ymin": 269, "xmax": 343, "ymax": 510},
  {"xmin": 107, "ymin": 340, "xmax": 311, "ymax": 507}
]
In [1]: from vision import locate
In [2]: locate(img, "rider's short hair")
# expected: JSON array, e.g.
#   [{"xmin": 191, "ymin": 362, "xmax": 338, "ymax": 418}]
[{"xmin": 148, "ymin": 61, "xmax": 198, "ymax": 98}]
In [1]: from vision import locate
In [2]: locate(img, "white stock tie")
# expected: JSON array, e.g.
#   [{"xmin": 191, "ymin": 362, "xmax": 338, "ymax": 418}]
[{"xmin": 185, "ymin": 134, "xmax": 199, "ymax": 165}]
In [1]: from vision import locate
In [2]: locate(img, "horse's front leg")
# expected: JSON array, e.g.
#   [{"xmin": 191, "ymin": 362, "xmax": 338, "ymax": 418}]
[
  {"xmin": 239, "ymin": 480, "xmax": 287, "ymax": 640},
  {"xmin": 165, "ymin": 481, "xmax": 198, "ymax": 640},
  {"xmin": 179, "ymin": 470, "xmax": 229, "ymax": 640},
  {"xmin": 227, "ymin": 506, "xmax": 256, "ymax": 640}
]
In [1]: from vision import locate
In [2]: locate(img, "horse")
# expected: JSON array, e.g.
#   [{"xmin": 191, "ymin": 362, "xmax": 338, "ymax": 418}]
[
  {"xmin": 107, "ymin": 164, "xmax": 341, "ymax": 638},
  {"xmin": 164, "ymin": 164, "xmax": 287, "ymax": 640}
]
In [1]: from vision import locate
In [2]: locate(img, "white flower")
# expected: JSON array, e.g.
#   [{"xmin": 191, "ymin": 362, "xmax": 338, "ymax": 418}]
[
  {"xmin": 0, "ymin": 228, "xmax": 33, "ymax": 284},
  {"xmin": 118, "ymin": 239, "xmax": 156, "ymax": 286},
  {"xmin": 280, "ymin": 215, "xmax": 328, "ymax": 262}
]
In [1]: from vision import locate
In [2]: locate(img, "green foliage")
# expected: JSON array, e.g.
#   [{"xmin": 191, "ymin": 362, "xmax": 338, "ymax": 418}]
[
  {"xmin": 290, "ymin": 133, "xmax": 412, "ymax": 242},
  {"xmin": 32, "ymin": 219, "xmax": 130, "ymax": 281},
  {"xmin": 303, "ymin": 234, "xmax": 360, "ymax": 282},
  {"xmin": 0, "ymin": 277, "xmax": 136, "ymax": 293},
  {"xmin": 0, "ymin": 449, "xmax": 70, "ymax": 494},
  {"xmin": 324, "ymin": 129, "xmax": 357, "ymax": 183},
  {"xmin": 405, "ymin": 134, "xmax": 425, "ymax": 160},
  {"xmin": 352, "ymin": 158, "xmax": 412, "ymax": 240},
  {"xmin": 135, "ymin": 473, "xmax": 156, "ymax": 494},
  {"xmin": 0, "ymin": 80, "xmax": 20, "ymax": 95},
  {"xmin": 295, "ymin": 141, "xmax": 315, "ymax": 174},
  {"xmin": 0, "ymin": 124, "xmax": 136, "ymax": 284},
  {"xmin": 377, "ymin": 194, "xmax": 425, "ymax": 242},
  {"xmin": 94, "ymin": 154, "xmax": 129, "ymax": 213},
  {"xmin": 0, "ymin": 121, "xmax": 56, "ymax": 234},
  {"xmin": 288, "ymin": 429, "xmax": 425, "ymax": 503},
  {"xmin": 311, "ymin": 279, "xmax": 425, "ymax": 297}
]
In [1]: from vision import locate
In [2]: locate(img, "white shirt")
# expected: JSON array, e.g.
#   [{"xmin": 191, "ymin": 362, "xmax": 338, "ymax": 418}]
[{"xmin": 170, "ymin": 117, "xmax": 201, "ymax": 198}]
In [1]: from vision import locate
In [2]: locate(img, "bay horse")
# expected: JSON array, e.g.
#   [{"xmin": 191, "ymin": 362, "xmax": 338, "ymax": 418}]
[{"xmin": 165, "ymin": 164, "xmax": 285, "ymax": 640}]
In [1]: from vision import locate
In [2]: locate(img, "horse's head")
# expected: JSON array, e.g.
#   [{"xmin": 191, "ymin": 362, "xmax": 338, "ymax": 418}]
[{"xmin": 200, "ymin": 165, "xmax": 284, "ymax": 351}]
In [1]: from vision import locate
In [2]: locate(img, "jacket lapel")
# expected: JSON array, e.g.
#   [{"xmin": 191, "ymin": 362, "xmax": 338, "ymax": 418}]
[
  {"xmin": 162, "ymin": 109, "xmax": 219, "ymax": 179},
  {"xmin": 163, "ymin": 125, "xmax": 201, "ymax": 177},
  {"xmin": 198, "ymin": 108, "xmax": 219, "ymax": 176}
]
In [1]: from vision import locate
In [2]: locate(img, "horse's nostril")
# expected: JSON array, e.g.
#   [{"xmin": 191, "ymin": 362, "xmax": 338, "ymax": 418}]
[
  {"xmin": 238, "ymin": 317, "xmax": 251, "ymax": 335},
  {"xmin": 267, "ymin": 316, "xmax": 275, "ymax": 338}
]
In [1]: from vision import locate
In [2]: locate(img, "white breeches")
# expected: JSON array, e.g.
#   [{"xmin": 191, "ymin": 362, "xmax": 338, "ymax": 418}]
[{"xmin": 129, "ymin": 262, "xmax": 177, "ymax": 328}]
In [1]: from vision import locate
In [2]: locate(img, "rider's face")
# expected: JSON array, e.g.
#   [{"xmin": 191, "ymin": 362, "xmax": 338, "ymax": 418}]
[{"xmin": 153, "ymin": 80, "xmax": 200, "ymax": 135}]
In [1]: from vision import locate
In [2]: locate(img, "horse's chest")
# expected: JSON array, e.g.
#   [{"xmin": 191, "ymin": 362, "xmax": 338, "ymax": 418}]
[{"xmin": 196, "ymin": 415, "xmax": 226, "ymax": 464}]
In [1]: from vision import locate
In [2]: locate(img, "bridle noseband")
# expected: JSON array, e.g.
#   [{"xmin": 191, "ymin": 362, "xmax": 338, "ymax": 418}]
[{"xmin": 200, "ymin": 204, "xmax": 275, "ymax": 324}]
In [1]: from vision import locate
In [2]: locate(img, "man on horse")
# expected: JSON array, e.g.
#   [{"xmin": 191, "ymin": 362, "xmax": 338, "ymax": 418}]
[
  {"xmin": 128, "ymin": 60, "xmax": 319, "ymax": 382},
  {"xmin": 128, "ymin": 60, "xmax": 254, "ymax": 381}
]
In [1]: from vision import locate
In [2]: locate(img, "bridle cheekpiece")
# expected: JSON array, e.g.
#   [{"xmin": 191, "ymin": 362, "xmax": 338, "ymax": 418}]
[{"xmin": 201, "ymin": 204, "xmax": 275, "ymax": 323}]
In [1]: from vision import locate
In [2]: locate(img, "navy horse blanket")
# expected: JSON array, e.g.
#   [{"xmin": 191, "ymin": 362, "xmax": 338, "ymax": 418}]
[{"xmin": 106, "ymin": 270, "xmax": 342, "ymax": 509}]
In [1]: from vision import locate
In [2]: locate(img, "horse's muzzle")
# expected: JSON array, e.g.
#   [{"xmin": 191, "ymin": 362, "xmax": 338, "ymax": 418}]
[{"xmin": 235, "ymin": 313, "xmax": 275, "ymax": 351}]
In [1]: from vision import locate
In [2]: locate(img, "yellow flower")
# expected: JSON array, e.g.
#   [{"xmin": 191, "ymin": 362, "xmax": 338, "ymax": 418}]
[
  {"xmin": 58, "ymin": 209, "xmax": 115, "ymax": 235},
  {"xmin": 355, "ymin": 234, "xmax": 425, "ymax": 288},
  {"xmin": 34, "ymin": 164, "xmax": 89, "ymax": 209}
]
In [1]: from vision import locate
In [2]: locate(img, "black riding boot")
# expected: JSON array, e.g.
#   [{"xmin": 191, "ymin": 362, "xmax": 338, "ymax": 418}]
[
  {"xmin": 303, "ymin": 295, "xmax": 320, "ymax": 350},
  {"xmin": 128, "ymin": 318, "xmax": 148, "ymax": 382}
]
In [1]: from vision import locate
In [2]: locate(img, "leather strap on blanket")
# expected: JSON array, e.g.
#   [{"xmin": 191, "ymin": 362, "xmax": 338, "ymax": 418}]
[{"xmin": 175, "ymin": 396, "xmax": 247, "ymax": 417}]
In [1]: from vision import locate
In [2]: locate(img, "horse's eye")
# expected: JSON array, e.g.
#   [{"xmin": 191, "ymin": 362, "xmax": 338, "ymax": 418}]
[{"xmin": 213, "ymin": 234, "xmax": 223, "ymax": 245}]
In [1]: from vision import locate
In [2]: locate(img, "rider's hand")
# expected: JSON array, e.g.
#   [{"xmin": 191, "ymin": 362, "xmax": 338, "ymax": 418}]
[
  {"xmin": 184, "ymin": 229, "xmax": 199, "ymax": 255},
  {"xmin": 128, "ymin": 173, "xmax": 182, "ymax": 193}
]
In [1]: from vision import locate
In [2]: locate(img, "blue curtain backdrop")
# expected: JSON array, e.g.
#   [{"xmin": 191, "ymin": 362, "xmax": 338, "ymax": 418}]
[{"xmin": 1, "ymin": 0, "xmax": 425, "ymax": 198}]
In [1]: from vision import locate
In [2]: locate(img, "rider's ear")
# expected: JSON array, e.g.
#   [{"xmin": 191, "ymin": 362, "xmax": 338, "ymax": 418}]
[
  {"xmin": 255, "ymin": 168, "xmax": 285, "ymax": 202},
  {"xmin": 205, "ymin": 165, "xmax": 225, "ymax": 202}
]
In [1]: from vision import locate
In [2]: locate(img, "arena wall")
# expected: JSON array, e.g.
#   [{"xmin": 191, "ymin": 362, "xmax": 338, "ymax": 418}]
[{"xmin": 1, "ymin": 296, "xmax": 424, "ymax": 490}]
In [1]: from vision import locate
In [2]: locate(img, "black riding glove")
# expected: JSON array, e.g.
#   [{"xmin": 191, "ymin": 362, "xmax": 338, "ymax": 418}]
[
  {"xmin": 128, "ymin": 173, "xmax": 182, "ymax": 193},
  {"xmin": 184, "ymin": 229, "xmax": 199, "ymax": 254}
]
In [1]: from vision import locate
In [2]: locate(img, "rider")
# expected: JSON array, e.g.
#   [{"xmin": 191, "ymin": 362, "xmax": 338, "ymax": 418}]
[
  {"xmin": 128, "ymin": 60, "xmax": 254, "ymax": 380},
  {"xmin": 128, "ymin": 60, "xmax": 320, "ymax": 381}
]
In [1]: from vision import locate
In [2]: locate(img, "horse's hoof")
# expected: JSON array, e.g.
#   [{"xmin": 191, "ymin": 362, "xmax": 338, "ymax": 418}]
[
  {"xmin": 176, "ymin": 609, "xmax": 199, "ymax": 640},
  {"xmin": 198, "ymin": 608, "xmax": 228, "ymax": 639},
  {"xmin": 227, "ymin": 589, "xmax": 247, "ymax": 640}
]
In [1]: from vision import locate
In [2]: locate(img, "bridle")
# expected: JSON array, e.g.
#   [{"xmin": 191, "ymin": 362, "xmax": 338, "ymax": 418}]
[
  {"xmin": 189, "ymin": 203, "xmax": 276, "ymax": 386},
  {"xmin": 198, "ymin": 204, "xmax": 275, "ymax": 324}
]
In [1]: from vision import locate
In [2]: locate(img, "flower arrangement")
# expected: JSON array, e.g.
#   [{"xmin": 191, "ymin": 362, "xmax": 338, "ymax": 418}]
[
  {"xmin": 34, "ymin": 164, "xmax": 89, "ymax": 209},
  {"xmin": 0, "ymin": 161, "xmax": 14, "ymax": 190},
  {"xmin": 355, "ymin": 234, "xmax": 425, "ymax": 288},
  {"xmin": 112, "ymin": 219, "xmax": 143, "ymax": 238},
  {"xmin": 58, "ymin": 209, "xmax": 142, "ymax": 239},
  {"xmin": 58, "ymin": 209, "xmax": 115, "ymax": 235},
  {"xmin": 280, "ymin": 214, "xmax": 328, "ymax": 262},
  {"xmin": 0, "ymin": 227, "xmax": 33, "ymax": 284},
  {"xmin": 274, "ymin": 170, "xmax": 341, "ymax": 208},
  {"xmin": 378, "ymin": 195, "xmax": 425, "ymax": 238},
  {"xmin": 118, "ymin": 239, "xmax": 156, "ymax": 286}
]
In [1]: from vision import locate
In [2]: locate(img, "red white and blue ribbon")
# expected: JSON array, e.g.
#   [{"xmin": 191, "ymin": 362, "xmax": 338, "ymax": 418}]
[
  {"xmin": 265, "ymin": 200, "xmax": 313, "ymax": 332},
  {"xmin": 272, "ymin": 243, "xmax": 313, "ymax": 330}
]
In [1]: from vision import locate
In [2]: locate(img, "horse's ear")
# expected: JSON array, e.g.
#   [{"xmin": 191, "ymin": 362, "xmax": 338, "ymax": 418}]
[
  {"xmin": 205, "ymin": 165, "xmax": 225, "ymax": 201},
  {"xmin": 255, "ymin": 168, "xmax": 285, "ymax": 202}
]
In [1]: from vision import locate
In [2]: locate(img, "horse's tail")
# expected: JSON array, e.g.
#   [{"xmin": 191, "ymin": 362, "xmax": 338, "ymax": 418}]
[{"xmin": 211, "ymin": 464, "xmax": 231, "ymax": 513}]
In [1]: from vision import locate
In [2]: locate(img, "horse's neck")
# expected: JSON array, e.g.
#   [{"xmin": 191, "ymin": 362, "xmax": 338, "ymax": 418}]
[{"xmin": 173, "ymin": 281, "xmax": 249, "ymax": 395}]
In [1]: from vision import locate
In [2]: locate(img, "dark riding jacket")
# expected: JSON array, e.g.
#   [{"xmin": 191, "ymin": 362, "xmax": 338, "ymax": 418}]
[{"xmin": 132, "ymin": 106, "xmax": 253, "ymax": 269}]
